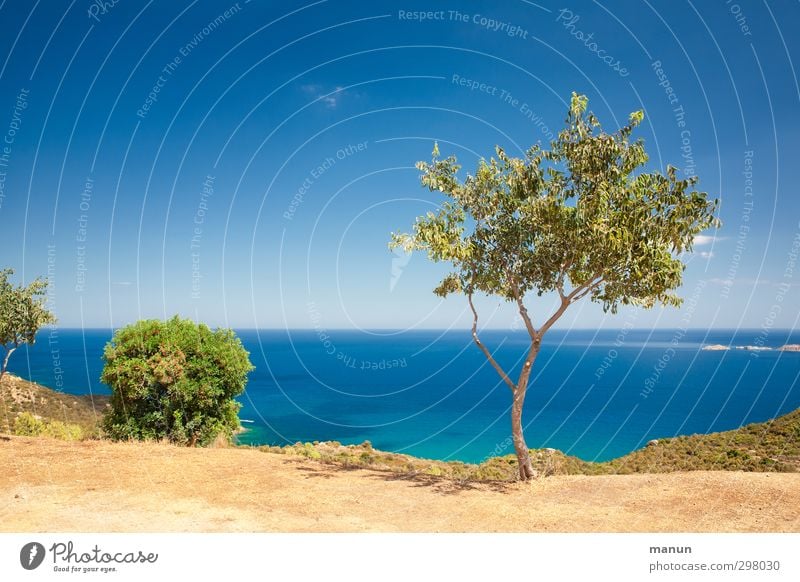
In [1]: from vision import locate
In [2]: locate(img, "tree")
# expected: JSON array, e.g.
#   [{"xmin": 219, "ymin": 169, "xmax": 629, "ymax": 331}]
[
  {"xmin": 390, "ymin": 93, "xmax": 720, "ymax": 480},
  {"xmin": 101, "ymin": 316, "xmax": 254, "ymax": 446},
  {"xmin": 0, "ymin": 269, "xmax": 56, "ymax": 383}
]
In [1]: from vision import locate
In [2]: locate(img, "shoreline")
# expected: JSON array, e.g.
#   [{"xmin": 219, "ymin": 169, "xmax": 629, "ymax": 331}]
[{"xmin": 2, "ymin": 372, "xmax": 798, "ymax": 473}]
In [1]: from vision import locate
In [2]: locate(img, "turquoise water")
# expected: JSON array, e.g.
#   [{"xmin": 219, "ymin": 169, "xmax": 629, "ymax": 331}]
[{"xmin": 7, "ymin": 328, "xmax": 800, "ymax": 463}]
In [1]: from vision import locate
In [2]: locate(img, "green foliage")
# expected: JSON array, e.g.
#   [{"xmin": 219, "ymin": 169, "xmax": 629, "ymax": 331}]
[
  {"xmin": 390, "ymin": 93, "xmax": 720, "ymax": 314},
  {"xmin": 389, "ymin": 94, "xmax": 721, "ymax": 479},
  {"xmin": 13, "ymin": 412, "xmax": 84, "ymax": 441},
  {"xmin": 606, "ymin": 409, "xmax": 800, "ymax": 473},
  {"xmin": 0, "ymin": 269, "xmax": 56, "ymax": 380},
  {"xmin": 299, "ymin": 442, "xmax": 322, "ymax": 459},
  {"xmin": 13, "ymin": 411, "xmax": 45, "ymax": 436},
  {"xmin": 101, "ymin": 316, "xmax": 254, "ymax": 446},
  {"xmin": 261, "ymin": 407, "xmax": 800, "ymax": 482}
]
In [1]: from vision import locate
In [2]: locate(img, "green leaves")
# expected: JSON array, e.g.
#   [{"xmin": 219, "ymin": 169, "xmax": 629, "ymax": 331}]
[
  {"xmin": 0, "ymin": 268, "xmax": 56, "ymax": 378},
  {"xmin": 433, "ymin": 274, "xmax": 463, "ymax": 297},
  {"xmin": 570, "ymin": 92, "xmax": 589, "ymax": 118},
  {"xmin": 101, "ymin": 316, "xmax": 255, "ymax": 446},
  {"xmin": 389, "ymin": 94, "xmax": 720, "ymax": 480},
  {"xmin": 391, "ymin": 93, "xmax": 720, "ymax": 321}
]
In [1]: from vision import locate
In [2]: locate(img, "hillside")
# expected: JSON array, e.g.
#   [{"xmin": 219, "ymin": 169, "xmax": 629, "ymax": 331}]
[
  {"xmin": 0, "ymin": 373, "xmax": 109, "ymax": 435},
  {"xmin": 262, "ymin": 408, "xmax": 800, "ymax": 480},
  {"xmin": 605, "ymin": 410, "xmax": 800, "ymax": 474}
]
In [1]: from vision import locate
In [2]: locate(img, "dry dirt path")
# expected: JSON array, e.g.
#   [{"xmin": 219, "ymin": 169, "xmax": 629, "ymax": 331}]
[{"xmin": 2, "ymin": 436, "xmax": 798, "ymax": 532}]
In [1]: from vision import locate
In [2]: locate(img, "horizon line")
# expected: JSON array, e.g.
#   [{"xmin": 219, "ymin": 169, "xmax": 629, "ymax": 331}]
[{"xmin": 41, "ymin": 326, "xmax": 799, "ymax": 332}]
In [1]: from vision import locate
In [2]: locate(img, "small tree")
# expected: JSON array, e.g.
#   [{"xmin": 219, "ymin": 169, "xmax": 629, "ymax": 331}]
[
  {"xmin": 0, "ymin": 269, "xmax": 56, "ymax": 383},
  {"xmin": 101, "ymin": 316, "xmax": 254, "ymax": 446},
  {"xmin": 390, "ymin": 94, "xmax": 720, "ymax": 480}
]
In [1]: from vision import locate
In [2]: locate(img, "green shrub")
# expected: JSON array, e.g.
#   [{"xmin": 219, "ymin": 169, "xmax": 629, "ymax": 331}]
[
  {"xmin": 301, "ymin": 442, "xmax": 322, "ymax": 459},
  {"xmin": 101, "ymin": 316, "xmax": 254, "ymax": 446},
  {"xmin": 13, "ymin": 412, "xmax": 84, "ymax": 440},
  {"xmin": 13, "ymin": 412, "xmax": 46, "ymax": 436},
  {"xmin": 45, "ymin": 420, "xmax": 84, "ymax": 440}
]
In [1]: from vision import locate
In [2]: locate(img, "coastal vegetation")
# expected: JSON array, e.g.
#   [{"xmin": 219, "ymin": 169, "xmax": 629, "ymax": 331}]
[
  {"xmin": 390, "ymin": 93, "xmax": 720, "ymax": 479},
  {"xmin": 101, "ymin": 316, "xmax": 254, "ymax": 446},
  {"xmin": 263, "ymin": 408, "xmax": 799, "ymax": 480},
  {"xmin": 0, "ymin": 371, "xmax": 107, "ymax": 436},
  {"xmin": 2, "ymin": 372, "xmax": 797, "ymax": 482},
  {"xmin": 13, "ymin": 411, "xmax": 84, "ymax": 441},
  {"xmin": 0, "ymin": 269, "xmax": 56, "ymax": 383}
]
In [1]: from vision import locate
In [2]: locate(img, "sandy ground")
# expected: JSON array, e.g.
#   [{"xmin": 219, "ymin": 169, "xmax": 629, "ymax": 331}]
[{"xmin": 1, "ymin": 436, "xmax": 798, "ymax": 532}]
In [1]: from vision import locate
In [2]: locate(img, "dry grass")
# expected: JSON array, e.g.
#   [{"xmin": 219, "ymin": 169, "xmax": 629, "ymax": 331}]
[
  {"xmin": 1, "ymin": 436, "xmax": 798, "ymax": 532},
  {"xmin": 0, "ymin": 373, "xmax": 109, "ymax": 437}
]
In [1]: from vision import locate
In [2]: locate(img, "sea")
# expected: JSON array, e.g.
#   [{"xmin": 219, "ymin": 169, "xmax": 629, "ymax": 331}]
[{"xmin": 6, "ymin": 328, "xmax": 800, "ymax": 463}]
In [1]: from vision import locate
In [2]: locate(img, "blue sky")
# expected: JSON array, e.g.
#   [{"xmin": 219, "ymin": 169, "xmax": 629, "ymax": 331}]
[{"xmin": 0, "ymin": 0, "xmax": 798, "ymax": 330}]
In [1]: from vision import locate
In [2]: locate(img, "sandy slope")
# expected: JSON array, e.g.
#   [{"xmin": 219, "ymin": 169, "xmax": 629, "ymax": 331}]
[{"xmin": 1, "ymin": 436, "xmax": 798, "ymax": 532}]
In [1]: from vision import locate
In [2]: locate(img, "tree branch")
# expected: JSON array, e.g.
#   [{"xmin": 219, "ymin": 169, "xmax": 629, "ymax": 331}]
[
  {"xmin": 571, "ymin": 276, "xmax": 604, "ymax": 302},
  {"xmin": 537, "ymin": 276, "xmax": 604, "ymax": 337},
  {"xmin": 565, "ymin": 274, "xmax": 603, "ymax": 302},
  {"xmin": 467, "ymin": 293, "xmax": 516, "ymax": 392},
  {"xmin": 539, "ymin": 297, "xmax": 571, "ymax": 336},
  {"xmin": 506, "ymin": 270, "xmax": 538, "ymax": 341},
  {"xmin": 555, "ymin": 259, "xmax": 574, "ymax": 301}
]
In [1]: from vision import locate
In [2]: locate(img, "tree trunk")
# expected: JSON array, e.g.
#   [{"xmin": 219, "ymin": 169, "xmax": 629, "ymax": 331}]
[
  {"xmin": 511, "ymin": 388, "xmax": 536, "ymax": 480},
  {"xmin": 467, "ymin": 289, "xmax": 550, "ymax": 481},
  {"xmin": 511, "ymin": 341, "xmax": 541, "ymax": 481},
  {"xmin": 0, "ymin": 347, "xmax": 15, "ymax": 384}
]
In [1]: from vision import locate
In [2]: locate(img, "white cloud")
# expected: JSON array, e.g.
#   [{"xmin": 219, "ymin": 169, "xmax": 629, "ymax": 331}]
[
  {"xmin": 708, "ymin": 278, "xmax": 733, "ymax": 286},
  {"xmin": 694, "ymin": 235, "xmax": 715, "ymax": 246},
  {"xmin": 708, "ymin": 277, "xmax": 771, "ymax": 286},
  {"xmin": 302, "ymin": 84, "xmax": 346, "ymax": 109},
  {"xmin": 698, "ymin": 251, "xmax": 714, "ymax": 259}
]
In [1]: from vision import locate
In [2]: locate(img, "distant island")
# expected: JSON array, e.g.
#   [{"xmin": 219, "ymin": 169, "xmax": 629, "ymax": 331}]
[{"xmin": 701, "ymin": 344, "xmax": 800, "ymax": 352}]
